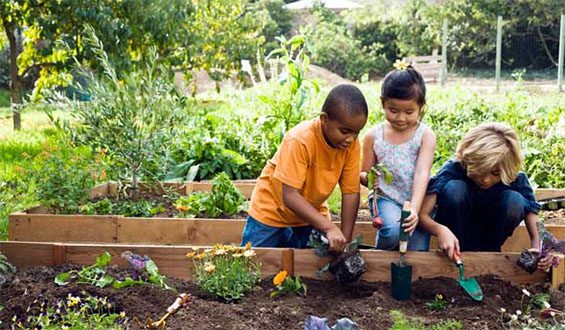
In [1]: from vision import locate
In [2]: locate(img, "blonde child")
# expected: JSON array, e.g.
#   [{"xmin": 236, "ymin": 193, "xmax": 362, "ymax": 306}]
[
  {"xmin": 419, "ymin": 123, "xmax": 551, "ymax": 271},
  {"xmin": 360, "ymin": 62, "xmax": 436, "ymax": 250},
  {"xmin": 242, "ymin": 84, "xmax": 368, "ymax": 252}
]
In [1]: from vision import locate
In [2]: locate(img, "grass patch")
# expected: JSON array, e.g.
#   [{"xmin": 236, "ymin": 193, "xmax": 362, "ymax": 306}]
[{"xmin": 0, "ymin": 89, "xmax": 9, "ymax": 107}]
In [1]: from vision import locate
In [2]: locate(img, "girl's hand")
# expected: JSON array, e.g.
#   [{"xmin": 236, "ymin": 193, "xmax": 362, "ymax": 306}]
[
  {"xmin": 402, "ymin": 209, "xmax": 419, "ymax": 234},
  {"xmin": 528, "ymin": 248, "xmax": 553, "ymax": 273}
]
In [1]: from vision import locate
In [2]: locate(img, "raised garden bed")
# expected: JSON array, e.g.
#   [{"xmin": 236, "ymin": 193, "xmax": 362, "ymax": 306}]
[{"xmin": 2, "ymin": 264, "xmax": 564, "ymax": 329}]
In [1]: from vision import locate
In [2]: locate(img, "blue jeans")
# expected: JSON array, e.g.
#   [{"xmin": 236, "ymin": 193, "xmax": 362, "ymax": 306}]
[
  {"xmin": 368, "ymin": 196, "xmax": 430, "ymax": 251},
  {"xmin": 241, "ymin": 215, "xmax": 313, "ymax": 248},
  {"xmin": 435, "ymin": 179, "xmax": 527, "ymax": 251}
]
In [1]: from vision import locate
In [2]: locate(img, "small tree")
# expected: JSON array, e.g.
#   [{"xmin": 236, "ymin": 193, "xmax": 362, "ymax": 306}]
[{"xmin": 47, "ymin": 28, "xmax": 181, "ymax": 195}]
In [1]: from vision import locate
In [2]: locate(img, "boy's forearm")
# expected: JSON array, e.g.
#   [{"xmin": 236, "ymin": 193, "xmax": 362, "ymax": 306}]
[
  {"xmin": 524, "ymin": 212, "xmax": 540, "ymax": 250},
  {"xmin": 282, "ymin": 186, "xmax": 336, "ymax": 233},
  {"xmin": 340, "ymin": 193, "xmax": 360, "ymax": 241}
]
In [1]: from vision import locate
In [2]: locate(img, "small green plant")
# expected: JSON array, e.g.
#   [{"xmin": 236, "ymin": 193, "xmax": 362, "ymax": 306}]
[
  {"xmin": 426, "ymin": 294, "xmax": 448, "ymax": 311},
  {"xmin": 186, "ymin": 243, "xmax": 261, "ymax": 301},
  {"xmin": 270, "ymin": 270, "xmax": 307, "ymax": 298},
  {"xmin": 55, "ymin": 252, "xmax": 173, "ymax": 290},
  {"xmin": 55, "ymin": 252, "xmax": 114, "ymax": 288},
  {"xmin": 175, "ymin": 172, "xmax": 245, "ymax": 217},
  {"xmin": 390, "ymin": 310, "xmax": 462, "ymax": 330},
  {"xmin": 12, "ymin": 293, "xmax": 128, "ymax": 329}
]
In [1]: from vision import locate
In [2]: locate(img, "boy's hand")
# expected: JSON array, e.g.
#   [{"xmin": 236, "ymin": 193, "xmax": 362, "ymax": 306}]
[
  {"xmin": 402, "ymin": 209, "xmax": 419, "ymax": 234},
  {"xmin": 528, "ymin": 248, "xmax": 552, "ymax": 273},
  {"xmin": 325, "ymin": 225, "xmax": 347, "ymax": 253},
  {"xmin": 437, "ymin": 225, "xmax": 459, "ymax": 261}
]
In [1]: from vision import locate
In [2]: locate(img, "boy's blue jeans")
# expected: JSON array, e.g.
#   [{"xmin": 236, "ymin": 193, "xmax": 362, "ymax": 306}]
[
  {"xmin": 241, "ymin": 215, "xmax": 313, "ymax": 248},
  {"xmin": 434, "ymin": 179, "xmax": 527, "ymax": 251},
  {"xmin": 368, "ymin": 196, "xmax": 430, "ymax": 251}
]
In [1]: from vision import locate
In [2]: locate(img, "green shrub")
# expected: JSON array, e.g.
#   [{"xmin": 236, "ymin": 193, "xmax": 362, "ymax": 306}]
[{"xmin": 30, "ymin": 145, "xmax": 102, "ymax": 214}]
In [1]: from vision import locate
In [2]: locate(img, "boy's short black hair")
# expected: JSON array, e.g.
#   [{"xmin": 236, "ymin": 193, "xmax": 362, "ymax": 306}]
[{"xmin": 322, "ymin": 84, "xmax": 368, "ymax": 120}]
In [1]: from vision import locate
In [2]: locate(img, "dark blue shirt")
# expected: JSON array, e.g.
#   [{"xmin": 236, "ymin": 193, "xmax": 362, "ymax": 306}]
[{"xmin": 426, "ymin": 160, "xmax": 540, "ymax": 214}]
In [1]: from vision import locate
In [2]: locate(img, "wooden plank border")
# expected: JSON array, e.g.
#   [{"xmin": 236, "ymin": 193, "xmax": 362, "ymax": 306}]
[
  {"xmin": 8, "ymin": 213, "xmax": 564, "ymax": 252},
  {"xmin": 0, "ymin": 241, "xmax": 552, "ymax": 286}
]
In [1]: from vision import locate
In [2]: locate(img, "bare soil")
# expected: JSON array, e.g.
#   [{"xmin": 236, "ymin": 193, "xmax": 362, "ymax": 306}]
[{"xmin": 1, "ymin": 265, "xmax": 564, "ymax": 330}]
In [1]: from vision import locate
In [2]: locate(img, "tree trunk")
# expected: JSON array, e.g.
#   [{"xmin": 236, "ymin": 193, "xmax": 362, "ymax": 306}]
[{"xmin": 4, "ymin": 22, "xmax": 23, "ymax": 131}]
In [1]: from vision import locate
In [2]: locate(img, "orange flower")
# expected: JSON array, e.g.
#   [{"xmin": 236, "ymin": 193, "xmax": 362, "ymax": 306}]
[
  {"xmin": 273, "ymin": 271, "xmax": 287, "ymax": 286},
  {"xmin": 176, "ymin": 205, "xmax": 190, "ymax": 212}
]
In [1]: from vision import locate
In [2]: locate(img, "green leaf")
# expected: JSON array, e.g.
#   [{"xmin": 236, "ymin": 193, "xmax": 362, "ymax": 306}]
[
  {"xmin": 54, "ymin": 272, "xmax": 71, "ymax": 286},
  {"xmin": 95, "ymin": 251, "xmax": 112, "ymax": 268},
  {"xmin": 96, "ymin": 274, "xmax": 114, "ymax": 288}
]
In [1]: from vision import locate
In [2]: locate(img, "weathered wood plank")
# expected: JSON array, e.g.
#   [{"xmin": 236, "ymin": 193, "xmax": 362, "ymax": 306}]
[
  {"xmin": 8, "ymin": 214, "xmax": 119, "ymax": 243},
  {"xmin": 0, "ymin": 242, "xmax": 285, "ymax": 280},
  {"xmin": 293, "ymin": 249, "xmax": 548, "ymax": 285},
  {"xmin": 117, "ymin": 218, "xmax": 245, "ymax": 245},
  {"xmin": 535, "ymin": 189, "xmax": 565, "ymax": 201}
]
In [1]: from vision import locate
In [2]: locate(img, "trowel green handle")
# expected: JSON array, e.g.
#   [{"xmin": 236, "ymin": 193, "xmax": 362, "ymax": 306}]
[{"xmin": 454, "ymin": 250, "xmax": 465, "ymax": 280}]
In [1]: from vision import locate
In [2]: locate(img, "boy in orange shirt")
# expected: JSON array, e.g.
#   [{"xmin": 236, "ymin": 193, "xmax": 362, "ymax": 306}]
[{"xmin": 242, "ymin": 84, "xmax": 368, "ymax": 252}]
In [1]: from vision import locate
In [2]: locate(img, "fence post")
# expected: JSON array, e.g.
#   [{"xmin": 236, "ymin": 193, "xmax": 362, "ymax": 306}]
[
  {"xmin": 558, "ymin": 14, "xmax": 564, "ymax": 92},
  {"xmin": 441, "ymin": 18, "xmax": 448, "ymax": 87},
  {"xmin": 496, "ymin": 16, "xmax": 502, "ymax": 92}
]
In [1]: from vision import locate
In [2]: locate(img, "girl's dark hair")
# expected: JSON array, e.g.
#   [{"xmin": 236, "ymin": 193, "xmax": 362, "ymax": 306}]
[{"xmin": 381, "ymin": 66, "xmax": 426, "ymax": 108}]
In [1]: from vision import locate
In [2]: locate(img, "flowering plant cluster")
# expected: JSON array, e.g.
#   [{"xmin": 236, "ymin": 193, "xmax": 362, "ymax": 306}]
[
  {"xmin": 11, "ymin": 294, "xmax": 127, "ymax": 329},
  {"xmin": 498, "ymin": 289, "xmax": 565, "ymax": 329},
  {"xmin": 186, "ymin": 243, "xmax": 261, "ymax": 301},
  {"xmin": 270, "ymin": 270, "xmax": 307, "ymax": 298}
]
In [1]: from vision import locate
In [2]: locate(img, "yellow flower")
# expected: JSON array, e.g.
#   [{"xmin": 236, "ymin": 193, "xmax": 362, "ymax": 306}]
[
  {"xmin": 62, "ymin": 326, "xmax": 69, "ymax": 330},
  {"xmin": 393, "ymin": 59, "xmax": 410, "ymax": 70},
  {"xmin": 244, "ymin": 242, "xmax": 252, "ymax": 250},
  {"xmin": 214, "ymin": 248, "xmax": 226, "ymax": 256},
  {"xmin": 243, "ymin": 249, "xmax": 256, "ymax": 258},
  {"xmin": 120, "ymin": 311, "xmax": 126, "ymax": 318},
  {"xmin": 273, "ymin": 270, "xmax": 287, "ymax": 286},
  {"xmin": 204, "ymin": 262, "xmax": 216, "ymax": 273},
  {"xmin": 186, "ymin": 252, "xmax": 196, "ymax": 259}
]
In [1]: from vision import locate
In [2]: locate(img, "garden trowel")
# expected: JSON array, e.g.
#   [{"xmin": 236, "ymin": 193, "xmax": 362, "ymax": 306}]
[{"xmin": 453, "ymin": 250, "xmax": 483, "ymax": 301}]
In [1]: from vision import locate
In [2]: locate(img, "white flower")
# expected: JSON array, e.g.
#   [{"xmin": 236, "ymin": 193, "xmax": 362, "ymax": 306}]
[
  {"xmin": 543, "ymin": 301, "xmax": 551, "ymax": 309},
  {"xmin": 500, "ymin": 308, "xmax": 506, "ymax": 313},
  {"xmin": 522, "ymin": 289, "xmax": 531, "ymax": 297},
  {"xmin": 550, "ymin": 311, "xmax": 556, "ymax": 317},
  {"xmin": 243, "ymin": 249, "xmax": 256, "ymax": 258},
  {"xmin": 516, "ymin": 310, "xmax": 522, "ymax": 316}
]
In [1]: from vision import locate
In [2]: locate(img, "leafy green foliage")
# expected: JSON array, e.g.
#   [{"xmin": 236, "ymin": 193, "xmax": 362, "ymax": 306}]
[
  {"xmin": 367, "ymin": 163, "xmax": 393, "ymax": 189},
  {"xmin": 257, "ymin": 34, "xmax": 320, "ymax": 155},
  {"xmin": 13, "ymin": 294, "xmax": 128, "ymax": 330},
  {"xmin": 175, "ymin": 172, "xmax": 246, "ymax": 218},
  {"xmin": 305, "ymin": 6, "xmax": 371, "ymax": 81},
  {"xmin": 187, "ymin": 244, "xmax": 261, "ymax": 301},
  {"xmin": 0, "ymin": 252, "xmax": 16, "ymax": 285},
  {"xmin": 183, "ymin": 0, "xmax": 266, "ymax": 90},
  {"xmin": 80, "ymin": 198, "xmax": 165, "ymax": 218}
]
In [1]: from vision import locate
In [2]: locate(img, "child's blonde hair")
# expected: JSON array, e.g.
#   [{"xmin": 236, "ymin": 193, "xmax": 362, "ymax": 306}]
[{"xmin": 456, "ymin": 122, "xmax": 522, "ymax": 185}]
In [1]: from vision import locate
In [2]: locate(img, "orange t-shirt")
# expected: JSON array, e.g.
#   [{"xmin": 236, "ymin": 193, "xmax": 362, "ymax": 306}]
[{"xmin": 248, "ymin": 118, "xmax": 361, "ymax": 227}]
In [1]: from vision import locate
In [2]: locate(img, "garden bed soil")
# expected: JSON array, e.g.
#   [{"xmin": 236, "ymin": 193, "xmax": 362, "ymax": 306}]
[{"xmin": 2, "ymin": 265, "xmax": 564, "ymax": 330}]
